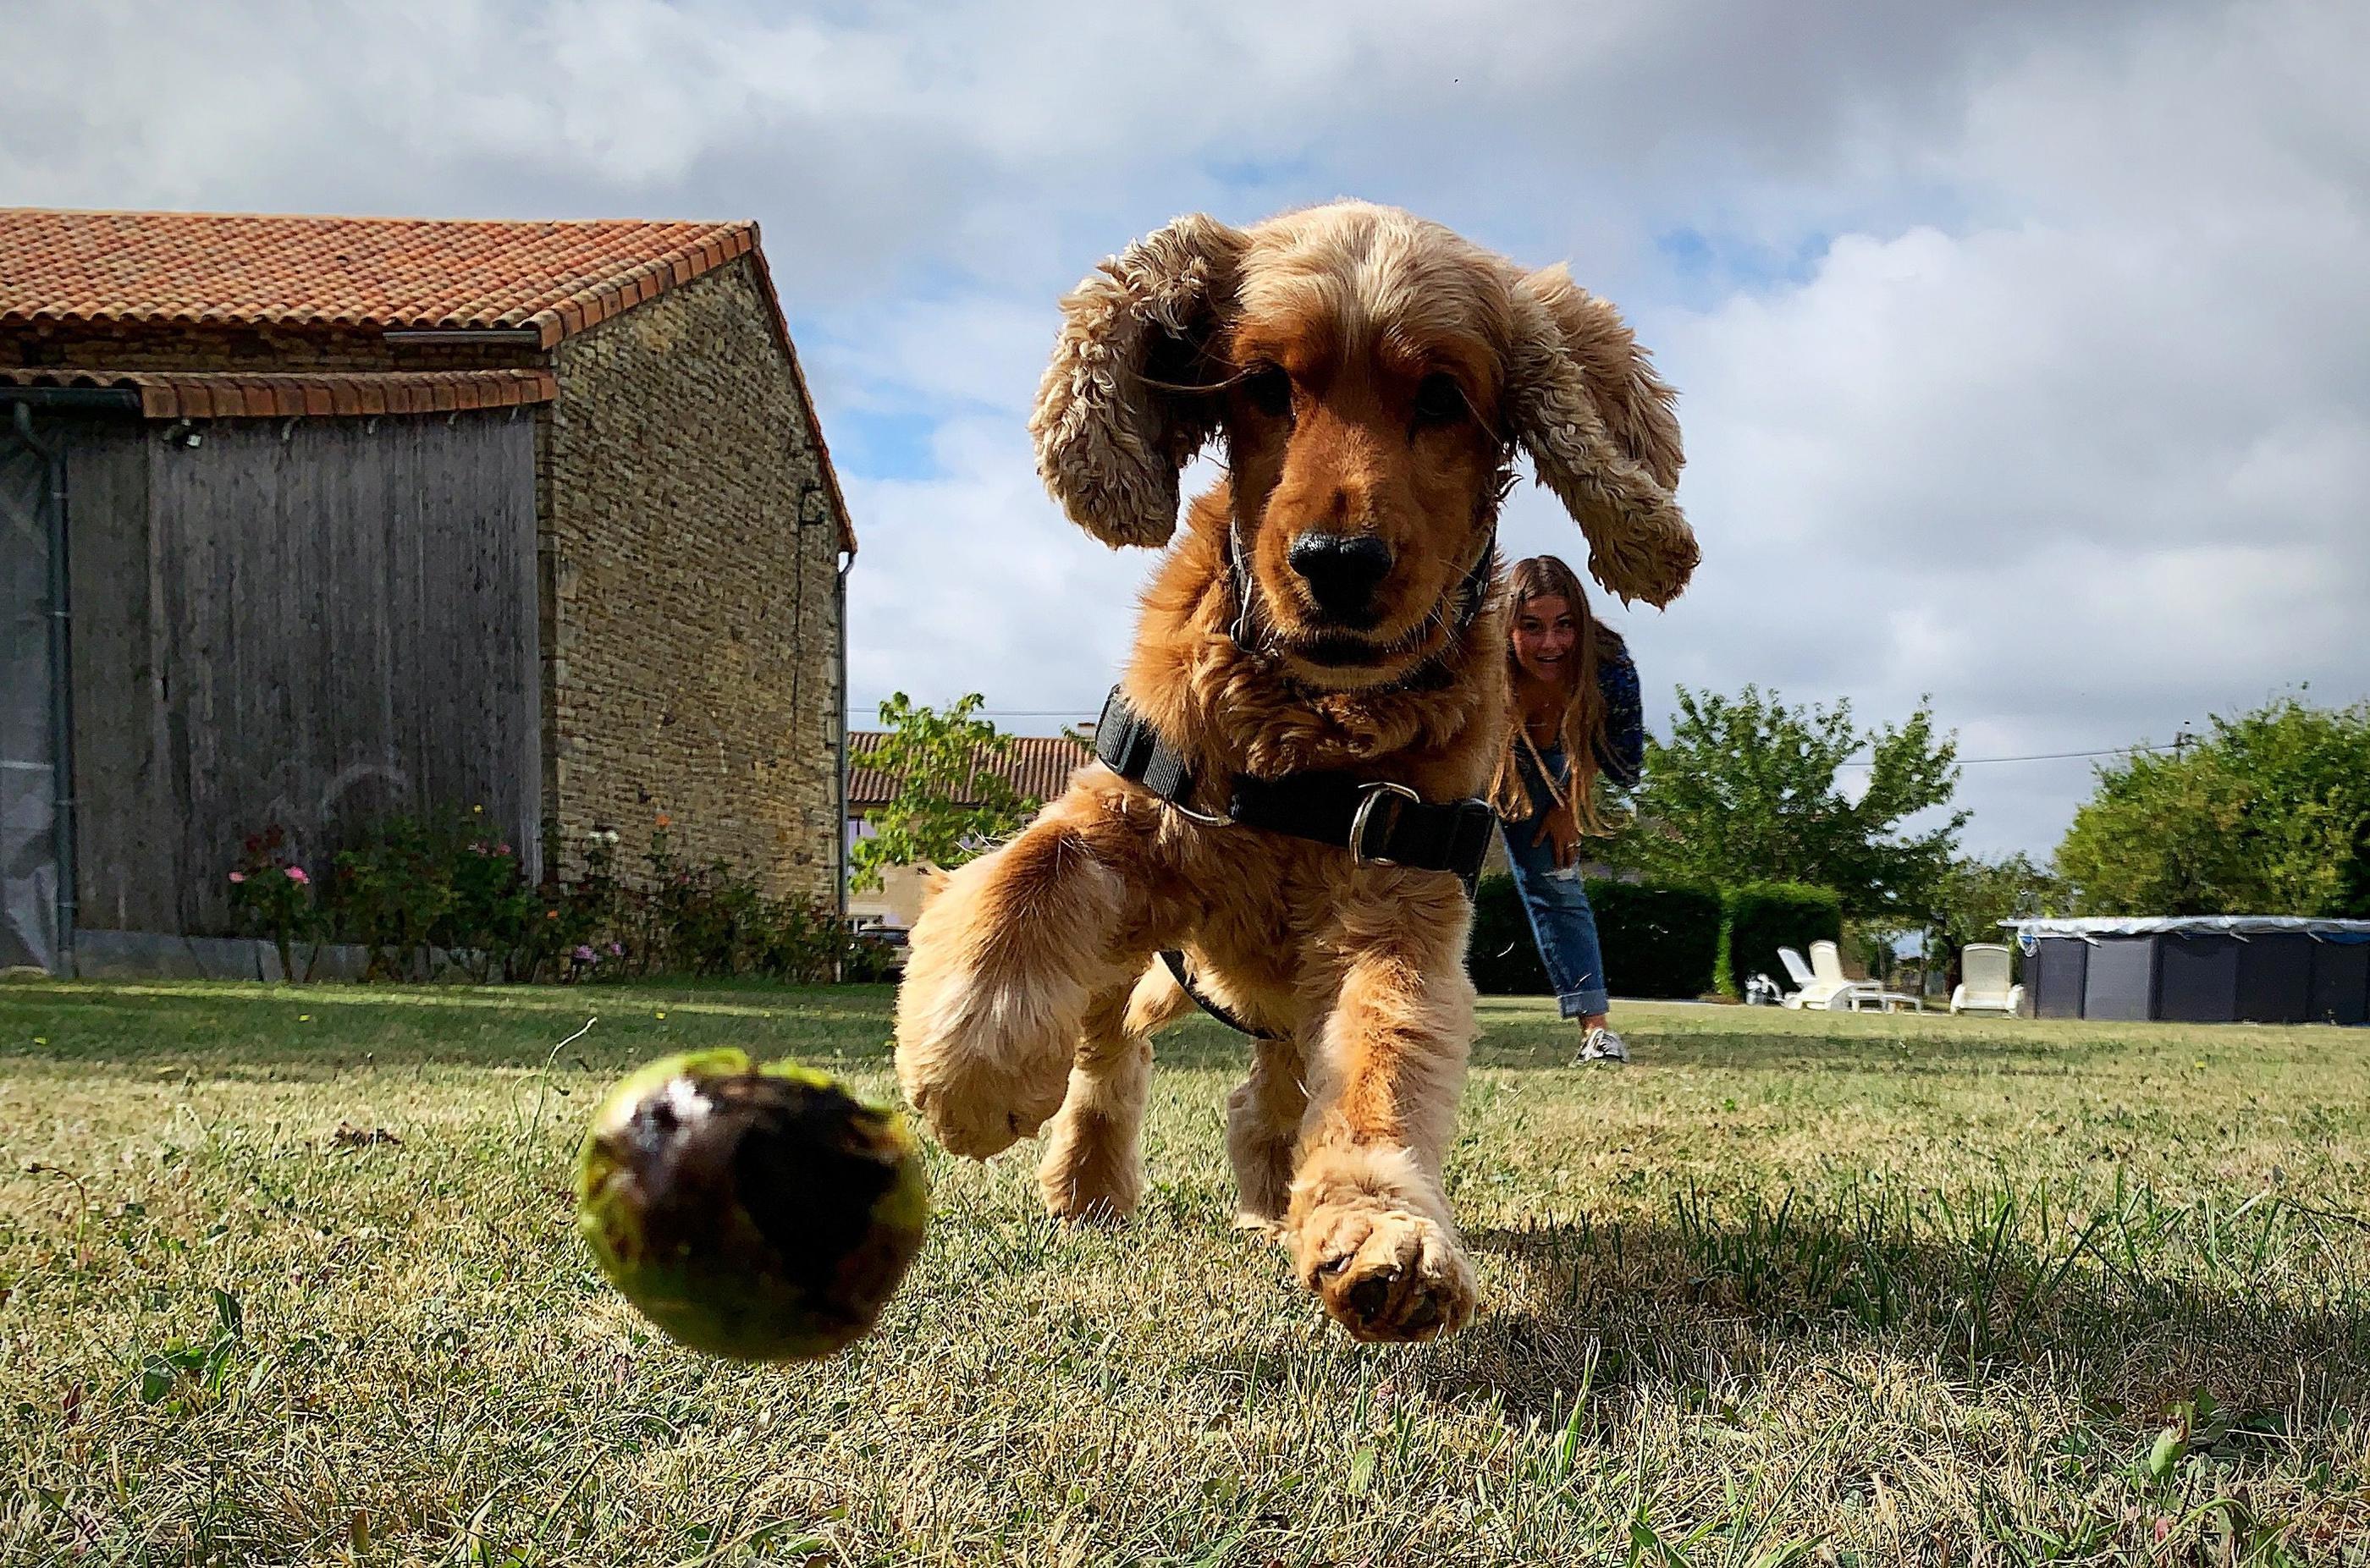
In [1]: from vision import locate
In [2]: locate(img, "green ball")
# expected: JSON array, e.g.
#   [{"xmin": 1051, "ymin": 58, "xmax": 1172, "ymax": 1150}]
[{"xmin": 576, "ymin": 1049, "xmax": 928, "ymax": 1361}]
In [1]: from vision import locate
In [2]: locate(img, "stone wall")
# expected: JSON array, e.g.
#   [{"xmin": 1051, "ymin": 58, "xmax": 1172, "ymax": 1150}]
[{"xmin": 540, "ymin": 256, "xmax": 845, "ymax": 901}]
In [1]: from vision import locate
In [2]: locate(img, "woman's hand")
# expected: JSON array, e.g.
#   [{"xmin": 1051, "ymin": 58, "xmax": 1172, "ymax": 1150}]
[{"xmin": 1532, "ymin": 800, "xmax": 1579, "ymax": 870}]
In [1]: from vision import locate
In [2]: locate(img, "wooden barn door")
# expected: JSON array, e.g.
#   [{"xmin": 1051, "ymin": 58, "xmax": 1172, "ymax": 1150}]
[{"xmin": 0, "ymin": 409, "xmax": 67, "ymax": 972}]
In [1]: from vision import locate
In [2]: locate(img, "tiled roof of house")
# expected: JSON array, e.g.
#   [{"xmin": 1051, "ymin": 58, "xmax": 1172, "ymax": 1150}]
[
  {"xmin": 0, "ymin": 208, "xmax": 856, "ymax": 552},
  {"xmin": 0, "ymin": 366, "xmax": 556, "ymax": 420},
  {"xmin": 847, "ymin": 729, "xmax": 1094, "ymax": 810},
  {"xmin": 0, "ymin": 210, "xmax": 758, "ymax": 345}
]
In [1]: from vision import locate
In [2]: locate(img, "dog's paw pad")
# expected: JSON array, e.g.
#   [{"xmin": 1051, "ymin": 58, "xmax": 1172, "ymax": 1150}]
[{"xmin": 1298, "ymin": 1207, "xmax": 1475, "ymax": 1343}]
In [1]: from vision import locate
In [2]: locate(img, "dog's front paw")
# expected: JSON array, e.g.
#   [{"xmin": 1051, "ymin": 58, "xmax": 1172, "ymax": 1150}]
[
  {"xmin": 895, "ymin": 954, "xmax": 1072, "ymax": 1160},
  {"xmin": 891, "ymin": 813, "xmax": 1138, "ymax": 1162},
  {"xmin": 906, "ymin": 1067, "xmax": 1066, "ymax": 1159},
  {"xmin": 1292, "ymin": 1199, "xmax": 1476, "ymax": 1344}
]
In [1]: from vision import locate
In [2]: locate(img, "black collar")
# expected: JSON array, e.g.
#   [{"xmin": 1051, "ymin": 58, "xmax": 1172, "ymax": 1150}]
[{"xmin": 1090, "ymin": 686, "xmax": 1496, "ymax": 883}]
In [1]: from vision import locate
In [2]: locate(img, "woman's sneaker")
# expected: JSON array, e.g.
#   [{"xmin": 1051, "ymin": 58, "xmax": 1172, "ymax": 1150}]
[{"xmin": 1579, "ymin": 1025, "xmax": 1629, "ymax": 1063}]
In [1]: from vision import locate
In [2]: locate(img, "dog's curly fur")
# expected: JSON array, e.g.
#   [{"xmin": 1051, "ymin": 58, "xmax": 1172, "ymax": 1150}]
[{"xmin": 894, "ymin": 201, "xmax": 1694, "ymax": 1343}]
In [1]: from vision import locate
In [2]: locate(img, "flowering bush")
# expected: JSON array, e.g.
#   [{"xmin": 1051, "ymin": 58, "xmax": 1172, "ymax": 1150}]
[
  {"xmin": 229, "ymin": 809, "xmax": 879, "ymax": 984},
  {"xmin": 226, "ymin": 826, "xmax": 322, "ymax": 982},
  {"xmin": 329, "ymin": 815, "xmax": 465, "ymax": 981},
  {"xmin": 605, "ymin": 817, "xmax": 856, "ymax": 982},
  {"xmin": 841, "ymin": 930, "xmax": 904, "ymax": 984},
  {"xmin": 440, "ymin": 829, "xmax": 535, "ymax": 981}
]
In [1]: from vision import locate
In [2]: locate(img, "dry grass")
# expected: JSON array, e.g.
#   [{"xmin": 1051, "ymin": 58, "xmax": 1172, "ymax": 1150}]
[{"xmin": 3, "ymin": 978, "xmax": 2368, "ymax": 1565}]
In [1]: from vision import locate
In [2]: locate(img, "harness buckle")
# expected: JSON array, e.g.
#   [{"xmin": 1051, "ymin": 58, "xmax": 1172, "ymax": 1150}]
[{"xmin": 1348, "ymin": 781, "xmax": 1422, "ymax": 867}]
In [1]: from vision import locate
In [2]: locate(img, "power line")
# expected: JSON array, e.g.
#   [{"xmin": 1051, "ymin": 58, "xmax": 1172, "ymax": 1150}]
[
  {"xmin": 1965, "ymin": 743, "xmax": 2181, "ymax": 765},
  {"xmin": 1837, "ymin": 742, "xmax": 2181, "ymax": 768}
]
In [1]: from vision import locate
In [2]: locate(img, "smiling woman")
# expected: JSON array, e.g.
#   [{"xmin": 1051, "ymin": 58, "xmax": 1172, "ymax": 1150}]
[{"xmin": 1490, "ymin": 553, "xmax": 1647, "ymax": 1060}]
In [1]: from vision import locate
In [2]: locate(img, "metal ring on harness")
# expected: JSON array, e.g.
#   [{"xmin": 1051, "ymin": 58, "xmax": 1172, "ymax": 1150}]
[{"xmin": 1348, "ymin": 781, "xmax": 1422, "ymax": 867}]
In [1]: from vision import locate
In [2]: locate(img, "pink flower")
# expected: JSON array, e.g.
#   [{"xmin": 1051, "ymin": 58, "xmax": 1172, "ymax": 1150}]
[
  {"xmin": 607, "ymin": 941, "xmax": 624, "ymax": 957},
  {"xmin": 574, "ymin": 945, "xmax": 597, "ymax": 963},
  {"xmin": 495, "ymin": 843, "xmax": 513, "ymax": 857},
  {"xmin": 228, "ymin": 871, "xmax": 246, "ymax": 884},
  {"xmin": 284, "ymin": 866, "xmax": 310, "ymax": 885}
]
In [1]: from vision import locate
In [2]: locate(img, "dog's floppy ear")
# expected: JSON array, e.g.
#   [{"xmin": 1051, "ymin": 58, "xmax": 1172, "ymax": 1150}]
[
  {"xmin": 1505, "ymin": 264, "xmax": 1697, "ymax": 606},
  {"xmin": 1030, "ymin": 213, "xmax": 1248, "ymax": 548}
]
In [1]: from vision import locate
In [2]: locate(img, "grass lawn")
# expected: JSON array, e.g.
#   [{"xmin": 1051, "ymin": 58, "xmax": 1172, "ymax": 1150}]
[{"xmin": 4, "ymin": 978, "xmax": 2368, "ymax": 1565}]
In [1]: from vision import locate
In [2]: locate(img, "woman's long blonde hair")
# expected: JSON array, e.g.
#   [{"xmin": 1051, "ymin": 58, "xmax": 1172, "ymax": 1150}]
[{"xmin": 1490, "ymin": 554, "xmax": 1624, "ymax": 834}]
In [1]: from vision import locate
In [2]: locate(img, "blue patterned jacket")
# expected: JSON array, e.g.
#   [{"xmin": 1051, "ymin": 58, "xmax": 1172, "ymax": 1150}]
[{"xmin": 1595, "ymin": 634, "xmax": 1645, "ymax": 790}]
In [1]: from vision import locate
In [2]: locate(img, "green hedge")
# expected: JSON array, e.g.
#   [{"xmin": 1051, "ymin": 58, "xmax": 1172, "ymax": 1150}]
[
  {"xmin": 1468, "ymin": 873, "xmax": 1551, "ymax": 994},
  {"xmin": 1467, "ymin": 873, "xmax": 1721, "ymax": 1000},
  {"xmin": 1597, "ymin": 881, "xmax": 1725, "ymax": 998},
  {"xmin": 1719, "ymin": 882, "xmax": 1844, "ymax": 998}
]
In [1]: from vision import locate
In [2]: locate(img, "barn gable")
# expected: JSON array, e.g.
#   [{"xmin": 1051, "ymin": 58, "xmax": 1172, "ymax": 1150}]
[{"xmin": 0, "ymin": 209, "xmax": 854, "ymax": 975}]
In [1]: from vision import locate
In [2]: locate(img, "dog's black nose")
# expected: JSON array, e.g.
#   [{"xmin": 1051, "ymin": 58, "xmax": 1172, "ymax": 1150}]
[{"xmin": 1287, "ymin": 531, "xmax": 1392, "ymax": 623}]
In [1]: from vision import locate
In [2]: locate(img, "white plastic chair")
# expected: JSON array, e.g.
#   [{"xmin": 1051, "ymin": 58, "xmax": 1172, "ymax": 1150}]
[
  {"xmin": 1810, "ymin": 940, "xmax": 1850, "ymax": 991},
  {"xmin": 1813, "ymin": 939, "xmax": 1890, "ymax": 1010},
  {"xmin": 1777, "ymin": 945, "xmax": 1850, "ymax": 1010},
  {"xmin": 1949, "ymin": 943, "xmax": 2026, "ymax": 1016}
]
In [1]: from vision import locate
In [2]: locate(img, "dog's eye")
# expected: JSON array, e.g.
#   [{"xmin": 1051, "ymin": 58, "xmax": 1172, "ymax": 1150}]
[
  {"xmin": 1413, "ymin": 373, "xmax": 1468, "ymax": 426},
  {"xmin": 1242, "ymin": 363, "xmax": 1293, "ymax": 420}
]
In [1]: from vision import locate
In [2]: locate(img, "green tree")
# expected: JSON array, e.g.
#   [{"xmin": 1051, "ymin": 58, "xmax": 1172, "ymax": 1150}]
[
  {"xmin": 1921, "ymin": 852, "xmax": 2063, "ymax": 985},
  {"xmin": 848, "ymin": 694, "xmax": 1045, "ymax": 894},
  {"xmin": 2055, "ymin": 696, "xmax": 2370, "ymax": 917},
  {"xmin": 1619, "ymin": 685, "xmax": 1966, "ymax": 918}
]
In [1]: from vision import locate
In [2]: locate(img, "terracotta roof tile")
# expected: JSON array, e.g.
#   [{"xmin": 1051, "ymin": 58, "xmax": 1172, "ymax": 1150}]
[
  {"xmin": 0, "ymin": 209, "xmax": 755, "ymax": 341},
  {"xmin": 846, "ymin": 730, "xmax": 1094, "ymax": 811},
  {"xmin": 0, "ymin": 207, "xmax": 858, "ymax": 554}
]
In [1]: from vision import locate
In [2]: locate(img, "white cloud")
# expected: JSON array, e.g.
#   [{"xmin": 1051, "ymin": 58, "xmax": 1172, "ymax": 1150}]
[
  {"xmin": 1643, "ymin": 0, "xmax": 2369, "ymax": 849},
  {"xmin": 841, "ymin": 417, "xmax": 1156, "ymax": 726}
]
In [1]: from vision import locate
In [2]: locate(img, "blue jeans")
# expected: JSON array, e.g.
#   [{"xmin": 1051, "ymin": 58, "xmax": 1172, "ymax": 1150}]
[{"xmin": 1500, "ymin": 745, "xmax": 1610, "ymax": 1019}]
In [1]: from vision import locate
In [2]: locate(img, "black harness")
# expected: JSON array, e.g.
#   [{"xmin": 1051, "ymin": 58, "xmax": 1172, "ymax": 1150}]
[
  {"xmin": 1094, "ymin": 682, "xmax": 1498, "ymax": 1040},
  {"xmin": 1092, "ymin": 686, "xmax": 1499, "ymax": 882}
]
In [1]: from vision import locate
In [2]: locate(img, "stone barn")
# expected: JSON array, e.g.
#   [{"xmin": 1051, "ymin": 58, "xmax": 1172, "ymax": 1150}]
[{"xmin": 0, "ymin": 208, "xmax": 855, "ymax": 975}]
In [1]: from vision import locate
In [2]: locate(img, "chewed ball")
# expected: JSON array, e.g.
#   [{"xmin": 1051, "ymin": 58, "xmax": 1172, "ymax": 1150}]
[{"xmin": 575, "ymin": 1049, "xmax": 928, "ymax": 1361}]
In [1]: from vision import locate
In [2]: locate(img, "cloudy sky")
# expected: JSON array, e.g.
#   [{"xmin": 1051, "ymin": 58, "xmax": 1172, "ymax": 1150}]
[{"xmin": 9, "ymin": 0, "xmax": 2365, "ymax": 856}]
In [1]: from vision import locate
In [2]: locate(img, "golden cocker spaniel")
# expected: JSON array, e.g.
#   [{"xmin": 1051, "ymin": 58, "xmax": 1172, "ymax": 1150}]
[{"xmin": 894, "ymin": 201, "xmax": 1695, "ymax": 1342}]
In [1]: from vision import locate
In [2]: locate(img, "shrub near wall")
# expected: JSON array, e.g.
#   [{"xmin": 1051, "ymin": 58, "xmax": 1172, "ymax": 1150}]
[
  {"xmin": 228, "ymin": 810, "xmax": 892, "ymax": 984},
  {"xmin": 1721, "ymin": 882, "xmax": 1845, "ymax": 998},
  {"xmin": 1467, "ymin": 874, "xmax": 1722, "ymax": 1000}
]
